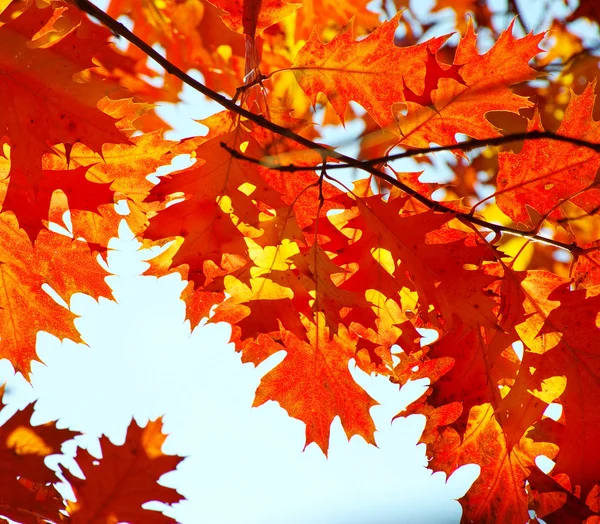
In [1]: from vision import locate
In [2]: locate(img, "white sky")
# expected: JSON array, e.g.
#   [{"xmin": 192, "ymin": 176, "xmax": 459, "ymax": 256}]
[
  {"xmin": 0, "ymin": 220, "xmax": 479, "ymax": 522},
  {"xmin": 0, "ymin": 2, "xmax": 493, "ymax": 522}
]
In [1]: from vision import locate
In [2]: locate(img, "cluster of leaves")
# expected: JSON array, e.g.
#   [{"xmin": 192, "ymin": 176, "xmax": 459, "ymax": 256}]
[
  {"xmin": 0, "ymin": 386, "xmax": 181, "ymax": 522},
  {"xmin": 1, "ymin": 0, "xmax": 600, "ymax": 521}
]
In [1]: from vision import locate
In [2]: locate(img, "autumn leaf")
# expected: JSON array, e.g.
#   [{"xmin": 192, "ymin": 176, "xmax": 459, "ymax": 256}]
[
  {"xmin": 207, "ymin": 0, "xmax": 301, "ymax": 38},
  {"xmin": 145, "ymin": 125, "xmax": 287, "ymax": 286},
  {"xmin": 396, "ymin": 20, "xmax": 543, "ymax": 148},
  {"xmin": 333, "ymin": 191, "xmax": 500, "ymax": 331},
  {"xmin": 512, "ymin": 273, "xmax": 600, "ymax": 519},
  {"xmin": 0, "ymin": 1, "xmax": 132, "ymax": 238},
  {"xmin": 253, "ymin": 315, "xmax": 378, "ymax": 453},
  {"xmin": 292, "ymin": 14, "xmax": 462, "ymax": 129},
  {"xmin": 0, "ymin": 391, "xmax": 77, "ymax": 524},
  {"xmin": 428, "ymin": 403, "xmax": 553, "ymax": 523},
  {"xmin": 0, "ymin": 213, "xmax": 110, "ymax": 375},
  {"xmin": 293, "ymin": 0, "xmax": 379, "ymax": 40},
  {"xmin": 106, "ymin": 0, "xmax": 246, "ymax": 97},
  {"xmin": 496, "ymin": 83, "xmax": 600, "ymax": 226},
  {"xmin": 61, "ymin": 418, "xmax": 183, "ymax": 523}
]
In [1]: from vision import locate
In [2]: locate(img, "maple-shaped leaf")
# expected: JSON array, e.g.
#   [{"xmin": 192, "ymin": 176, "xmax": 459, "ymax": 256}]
[
  {"xmin": 0, "ymin": 213, "xmax": 110, "ymax": 375},
  {"xmin": 292, "ymin": 14, "xmax": 462, "ymax": 129},
  {"xmin": 512, "ymin": 273, "xmax": 600, "ymax": 519},
  {"xmin": 0, "ymin": 1, "xmax": 131, "ymax": 238},
  {"xmin": 61, "ymin": 418, "xmax": 183, "ymax": 523},
  {"xmin": 253, "ymin": 315, "xmax": 377, "ymax": 454},
  {"xmin": 427, "ymin": 403, "xmax": 555, "ymax": 523},
  {"xmin": 397, "ymin": 20, "xmax": 543, "ymax": 148},
  {"xmin": 0, "ymin": 392, "xmax": 77, "ymax": 524},
  {"xmin": 496, "ymin": 83, "xmax": 600, "ymax": 226},
  {"xmin": 334, "ymin": 191, "xmax": 500, "ymax": 331},
  {"xmin": 145, "ymin": 126, "xmax": 288, "ymax": 286}
]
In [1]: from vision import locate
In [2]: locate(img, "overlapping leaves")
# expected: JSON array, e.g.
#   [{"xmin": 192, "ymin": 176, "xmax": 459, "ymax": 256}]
[
  {"xmin": 1, "ymin": 0, "xmax": 599, "ymax": 522},
  {"xmin": 0, "ymin": 390, "xmax": 182, "ymax": 523}
]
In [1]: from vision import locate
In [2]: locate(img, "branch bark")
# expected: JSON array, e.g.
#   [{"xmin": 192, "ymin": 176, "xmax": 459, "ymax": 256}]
[{"xmin": 70, "ymin": 0, "xmax": 597, "ymax": 256}]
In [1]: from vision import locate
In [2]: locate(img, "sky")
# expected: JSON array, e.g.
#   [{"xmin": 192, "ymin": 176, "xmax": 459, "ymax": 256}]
[
  {"xmin": 14, "ymin": 1, "xmax": 586, "ymax": 522},
  {"xmin": 0, "ymin": 74, "xmax": 481, "ymax": 523},
  {"xmin": 0, "ymin": 217, "xmax": 479, "ymax": 523}
]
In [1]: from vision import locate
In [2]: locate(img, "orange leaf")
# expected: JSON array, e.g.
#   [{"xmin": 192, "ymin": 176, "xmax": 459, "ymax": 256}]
[
  {"xmin": 430, "ymin": 404, "xmax": 552, "ymax": 522},
  {"xmin": 145, "ymin": 127, "xmax": 287, "ymax": 286},
  {"xmin": 62, "ymin": 418, "xmax": 183, "ymax": 523},
  {"xmin": 496, "ymin": 83, "xmax": 600, "ymax": 226},
  {"xmin": 253, "ymin": 316, "xmax": 377, "ymax": 453},
  {"xmin": 0, "ymin": 2, "xmax": 130, "ymax": 238},
  {"xmin": 207, "ymin": 0, "xmax": 301, "ymax": 37},
  {"xmin": 294, "ymin": 0, "xmax": 379, "ymax": 40},
  {"xmin": 292, "ymin": 14, "xmax": 460, "ymax": 129},
  {"xmin": 397, "ymin": 20, "xmax": 543, "ymax": 147},
  {"xmin": 0, "ymin": 393, "xmax": 77, "ymax": 524},
  {"xmin": 0, "ymin": 213, "xmax": 110, "ymax": 375},
  {"xmin": 513, "ymin": 274, "xmax": 600, "ymax": 518}
]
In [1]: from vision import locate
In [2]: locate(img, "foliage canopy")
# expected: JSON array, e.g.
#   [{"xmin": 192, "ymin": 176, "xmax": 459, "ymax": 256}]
[{"xmin": 1, "ymin": 0, "xmax": 600, "ymax": 521}]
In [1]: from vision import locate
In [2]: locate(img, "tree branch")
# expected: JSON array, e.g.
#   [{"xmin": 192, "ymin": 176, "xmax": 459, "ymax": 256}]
[
  {"xmin": 253, "ymin": 130, "xmax": 600, "ymax": 172},
  {"xmin": 219, "ymin": 142, "xmax": 587, "ymax": 255},
  {"xmin": 71, "ymin": 0, "xmax": 595, "ymax": 256}
]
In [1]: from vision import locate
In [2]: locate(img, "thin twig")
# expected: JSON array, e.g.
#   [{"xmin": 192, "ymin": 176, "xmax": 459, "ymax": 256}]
[
  {"xmin": 508, "ymin": 0, "xmax": 530, "ymax": 34},
  {"xmin": 252, "ymin": 131, "xmax": 600, "ymax": 172},
  {"xmin": 219, "ymin": 142, "xmax": 586, "ymax": 254},
  {"xmin": 72, "ymin": 0, "xmax": 596, "ymax": 256}
]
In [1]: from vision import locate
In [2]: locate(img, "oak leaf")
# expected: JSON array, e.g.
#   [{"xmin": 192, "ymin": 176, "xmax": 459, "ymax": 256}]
[
  {"xmin": 145, "ymin": 126, "xmax": 287, "ymax": 286},
  {"xmin": 428, "ymin": 404, "xmax": 554, "ymax": 523},
  {"xmin": 0, "ymin": 391, "xmax": 77, "ymax": 524},
  {"xmin": 513, "ymin": 273, "xmax": 600, "ymax": 519},
  {"xmin": 0, "ymin": 1, "xmax": 130, "ymax": 238},
  {"xmin": 0, "ymin": 213, "xmax": 110, "ymax": 375},
  {"xmin": 292, "ymin": 15, "xmax": 461, "ymax": 130},
  {"xmin": 208, "ymin": 0, "xmax": 301, "ymax": 38},
  {"xmin": 496, "ymin": 83, "xmax": 600, "ymax": 226},
  {"xmin": 253, "ymin": 315, "xmax": 377, "ymax": 453},
  {"xmin": 61, "ymin": 418, "xmax": 183, "ymax": 523},
  {"xmin": 397, "ymin": 20, "xmax": 543, "ymax": 148}
]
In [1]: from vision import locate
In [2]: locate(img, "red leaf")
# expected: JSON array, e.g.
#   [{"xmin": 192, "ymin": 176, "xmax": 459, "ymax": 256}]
[
  {"xmin": 0, "ymin": 392, "xmax": 77, "ymax": 524},
  {"xmin": 62, "ymin": 418, "xmax": 183, "ymax": 523},
  {"xmin": 0, "ymin": 2, "xmax": 130, "ymax": 238},
  {"xmin": 253, "ymin": 316, "xmax": 377, "ymax": 454}
]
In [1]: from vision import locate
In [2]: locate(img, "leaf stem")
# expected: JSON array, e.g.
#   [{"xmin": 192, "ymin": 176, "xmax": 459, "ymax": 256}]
[{"xmin": 72, "ymin": 0, "xmax": 596, "ymax": 256}]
